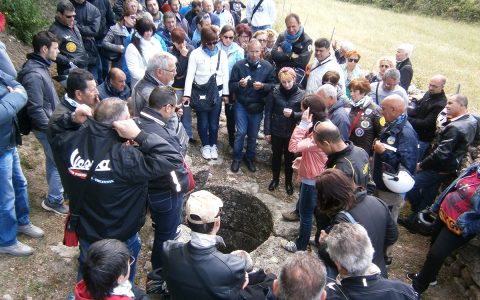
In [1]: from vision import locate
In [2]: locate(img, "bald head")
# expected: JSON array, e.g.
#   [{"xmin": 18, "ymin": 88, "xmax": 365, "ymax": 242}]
[
  {"xmin": 381, "ymin": 95, "xmax": 406, "ymax": 122},
  {"xmin": 109, "ymin": 68, "xmax": 127, "ymax": 92},
  {"xmin": 428, "ymin": 75, "xmax": 446, "ymax": 95},
  {"xmin": 313, "ymin": 121, "xmax": 344, "ymax": 155}
]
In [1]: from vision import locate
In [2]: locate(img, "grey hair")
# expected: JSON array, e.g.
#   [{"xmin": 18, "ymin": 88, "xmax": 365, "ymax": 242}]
[
  {"xmin": 451, "ymin": 94, "xmax": 468, "ymax": 108},
  {"xmin": 340, "ymin": 41, "xmax": 354, "ymax": 52},
  {"xmin": 94, "ymin": 98, "xmax": 129, "ymax": 125},
  {"xmin": 277, "ymin": 251, "xmax": 326, "ymax": 300},
  {"xmin": 146, "ymin": 52, "xmax": 178, "ymax": 76},
  {"xmin": 318, "ymin": 83, "xmax": 337, "ymax": 99},
  {"xmin": 326, "ymin": 223, "xmax": 374, "ymax": 276},
  {"xmin": 397, "ymin": 43, "xmax": 414, "ymax": 57},
  {"xmin": 248, "ymin": 38, "xmax": 262, "ymax": 49},
  {"xmin": 230, "ymin": 250, "xmax": 254, "ymax": 272},
  {"xmin": 383, "ymin": 68, "xmax": 401, "ymax": 81}
]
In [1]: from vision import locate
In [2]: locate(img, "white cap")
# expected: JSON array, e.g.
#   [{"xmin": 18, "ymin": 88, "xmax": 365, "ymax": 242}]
[{"xmin": 186, "ymin": 190, "xmax": 223, "ymax": 224}]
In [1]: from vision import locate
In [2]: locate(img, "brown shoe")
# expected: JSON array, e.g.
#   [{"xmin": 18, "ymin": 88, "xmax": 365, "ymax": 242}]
[{"xmin": 282, "ymin": 210, "xmax": 299, "ymax": 222}]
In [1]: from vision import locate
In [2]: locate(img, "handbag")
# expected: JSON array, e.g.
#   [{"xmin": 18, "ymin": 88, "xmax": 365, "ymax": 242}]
[{"xmin": 190, "ymin": 51, "xmax": 221, "ymax": 112}]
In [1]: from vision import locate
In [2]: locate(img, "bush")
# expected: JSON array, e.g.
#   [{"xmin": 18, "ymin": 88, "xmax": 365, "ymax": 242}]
[
  {"xmin": 0, "ymin": 0, "xmax": 49, "ymax": 44},
  {"xmin": 338, "ymin": 0, "xmax": 480, "ymax": 23}
]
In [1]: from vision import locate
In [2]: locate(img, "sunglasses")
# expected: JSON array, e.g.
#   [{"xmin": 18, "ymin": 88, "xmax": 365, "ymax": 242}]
[
  {"xmin": 128, "ymin": 14, "xmax": 137, "ymax": 20},
  {"xmin": 222, "ymin": 35, "xmax": 234, "ymax": 40},
  {"xmin": 205, "ymin": 40, "xmax": 218, "ymax": 46},
  {"xmin": 257, "ymin": 39, "xmax": 267, "ymax": 43},
  {"xmin": 348, "ymin": 58, "xmax": 359, "ymax": 63}
]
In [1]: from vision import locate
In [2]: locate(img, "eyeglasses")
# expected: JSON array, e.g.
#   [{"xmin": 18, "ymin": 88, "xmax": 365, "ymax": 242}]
[
  {"xmin": 162, "ymin": 68, "xmax": 176, "ymax": 73},
  {"xmin": 129, "ymin": 255, "xmax": 135, "ymax": 267},
  {"xmin": 205, "ymin": 40, "xmax": 218, "ymax": 46},
  {"xmin": 380, "ymin": 64, "xmax": 390, "ymax": 68},
  {"xmin": 64, "ymin": 14, "xmax": 76, "ymax": 18},
  {"xmin": 348, "ymin": 58, "xmax": 359, "ymax": 63},
  {"xmin": 222, "ymin": 35, "xmax": 235, "ymax": 40},
  {"xmin": 128, "ymin": 15, "xmax": 137, "ymax": 20}
]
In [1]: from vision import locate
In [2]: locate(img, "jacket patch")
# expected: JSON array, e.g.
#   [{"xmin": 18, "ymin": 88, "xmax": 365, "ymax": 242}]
[{"xmin": 68, "ymin": 148, "xmax": 111, "ymax": 179}]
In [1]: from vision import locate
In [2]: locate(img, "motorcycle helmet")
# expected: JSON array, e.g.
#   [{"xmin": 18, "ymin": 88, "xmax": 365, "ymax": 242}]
[{"xmin": 382, "ymin": 163, "xmax": 415, "ymax": 193}]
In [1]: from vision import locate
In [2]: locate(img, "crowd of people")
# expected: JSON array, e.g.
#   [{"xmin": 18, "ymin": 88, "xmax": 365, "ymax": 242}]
[{"xmin": 1, "ymin": 0, "xmax": 480, "ymax": 299}]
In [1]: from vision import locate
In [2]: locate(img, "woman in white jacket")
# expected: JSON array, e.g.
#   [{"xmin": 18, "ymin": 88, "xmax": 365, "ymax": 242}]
[
  {"xmin": 183, "ymin": 25, "xmax": 230, "ymax": 160},
  {"xmin": 125, "ymin": 17, "xmax": 162, "ymax": 88}
]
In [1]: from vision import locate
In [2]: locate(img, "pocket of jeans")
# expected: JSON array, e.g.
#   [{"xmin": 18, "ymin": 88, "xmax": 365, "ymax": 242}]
[{"xmin": 149, "ymin": 190, "xmax": 173, "ymax": 213}]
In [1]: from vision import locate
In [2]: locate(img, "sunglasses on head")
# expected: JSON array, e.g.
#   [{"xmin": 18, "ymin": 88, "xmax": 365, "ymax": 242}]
[
  {"xmin": 348, "ymin": 58, "xmax": 359, "ymax": 63},
  {"xmin": 205, "ymin": 40, "xmax": 218, "ymax": 46}
]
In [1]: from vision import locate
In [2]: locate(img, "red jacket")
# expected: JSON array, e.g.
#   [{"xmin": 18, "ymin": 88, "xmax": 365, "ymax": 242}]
[{"xmin": 75, "ymin": 280, "xmax": 133, "ymax": 300}]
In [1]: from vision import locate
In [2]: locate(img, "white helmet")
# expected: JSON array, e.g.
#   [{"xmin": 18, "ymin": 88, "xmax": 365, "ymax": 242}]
[{"xmin": 382, "ymin": 164, "xmax": 415, "ymax": 193}]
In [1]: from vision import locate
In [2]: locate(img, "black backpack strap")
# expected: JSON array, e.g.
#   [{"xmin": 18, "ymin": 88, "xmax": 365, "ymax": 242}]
[
  {"xmin": 250, "ymin": 0, "xmax": 265, "ymax": 21},
  {"xmin": 374, "ymin": 82, "xmax": 380, "ymax": 105},
  {"xmin": 328, "ymin": 282, "xmax": 350, "ymax": 300},
  {"xmin": 339, "ymin": 210, "xmax": 357, "ymax": 224}
]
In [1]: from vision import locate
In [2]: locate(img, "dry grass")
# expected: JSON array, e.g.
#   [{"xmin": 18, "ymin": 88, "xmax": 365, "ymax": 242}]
[{"xmin": 274, "ymin": 0, "xmax": 480, "ymax": 111}]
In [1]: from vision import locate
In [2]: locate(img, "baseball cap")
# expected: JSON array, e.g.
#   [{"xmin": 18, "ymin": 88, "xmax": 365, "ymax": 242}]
[{"xmin": 186, "ymin": 190, "xmax": 223, "ymax": 224}]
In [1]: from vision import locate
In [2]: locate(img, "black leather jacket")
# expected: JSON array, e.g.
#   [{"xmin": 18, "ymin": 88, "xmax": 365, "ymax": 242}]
[
  {"xmin": 326, "ymin": 142, "xmax": 370, "ymax": 188},
  {"xmin": 408, "ymin": 91, "xmax": 447, "ymax": 143},
  {"xmin": 271, "ymin": 31, "xmax": 313, "ymax": 72},
  {"xmin": 420, "ymin": 114, "xmax": 477, "ymax": 173},
  {"xmin": 396, "ymin": 58, "xmax": 413, "ymax": 91},
  {"xmin": 162, "ymin": 240, "xmax": 246, "ymax": 300}
]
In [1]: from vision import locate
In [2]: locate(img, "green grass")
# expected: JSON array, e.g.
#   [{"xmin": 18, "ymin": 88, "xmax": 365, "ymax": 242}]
[{"xmin": 274, "ymin": 0, "xmax": 480, "ymax": 111}]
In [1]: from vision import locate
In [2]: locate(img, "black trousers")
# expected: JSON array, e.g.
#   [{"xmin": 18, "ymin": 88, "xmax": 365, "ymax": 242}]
[
  {"xmin": 270, "ymin": 135, "xmax": 294, "ymax": 184},
  {"xmin": 413, "ymin": 218, "xmax": 474, "ymax": 294},
  {"xmin": 225, "ymin": 102, "xmax": 235, "ymax": 148}
]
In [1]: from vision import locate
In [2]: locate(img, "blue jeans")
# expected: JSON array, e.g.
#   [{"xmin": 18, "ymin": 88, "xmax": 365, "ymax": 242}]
[
  {"xmin": 0, "ymin": 41, "xmax": 17, "ymax": 77},
  {"xmin": 33, "ymin": 130, "xmax": 64, "ymax": 205},
  {"xmin": 233, "ymin": 102, "xmax": 263, "ymax": 161},
  {"xmin": 295, "ymin": 183, "xmax": 317, "ymax": 250},
  {"xmin": 252, "ymin": 24, "xmax": 272, "ymax": 33},
  {"xmin": 0, "ymin": 148, "xmax": 30, "ymax": 247},
  {"xmin": 77, "ymin": 233, "xmax": 141, "ymax": 283},
  {"xmin": 417, "ymin": 140, "xmax": 430, "ymax": 163},
  {"xmin": 406, "ymin": 169, "xmax": 449, "ymax": 216},
  {"xmin": 196, "ymin": 94, "xmax": 222, "ymax": 146},
  {"xmin": 177, "ymin": 90, "xmax": 193, "ymax": 139},
  {"xmin": 150, "ymin": 190, "xmax": 184, "ymax": 269}
]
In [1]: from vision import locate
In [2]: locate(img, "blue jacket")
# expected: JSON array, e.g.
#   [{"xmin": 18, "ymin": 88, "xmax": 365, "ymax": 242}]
[
  {"xmin": 0, "ymin": 70, "xmax": 28, "ymax": 154},
  {"xmin": 431, "ymin": 162, "xmax": 480, "ymax": 237},
  {"xmin": 229, "ymin": 59, "xmax": 275, "ymax": 112},
  {"xmin": 329, "ymin": 98, "xmax": 350, "ymax": 141},
  {"xmin": 373, "ymin": 118, "xmax": 418, "ymax": 192}
]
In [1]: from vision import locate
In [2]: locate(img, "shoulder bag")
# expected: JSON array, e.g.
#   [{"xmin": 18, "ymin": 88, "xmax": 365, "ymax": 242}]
[{"xmin": 190, "ymin": 51, "xmax": 221, "ymax": 112}]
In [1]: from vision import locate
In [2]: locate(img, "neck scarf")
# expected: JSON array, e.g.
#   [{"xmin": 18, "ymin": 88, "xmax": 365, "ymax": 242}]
[
  {"xmin": 350, "ymin": 95, "xmax": 368, "ymax": 108},
  {"xmin": 203, "ymin": 44, "xmax": 219, "ymax": 57},
  {"xmin": 281, "ymin": 26, "xmax": 304, "ymax": 54},
  {"xmin": 389, "ymin": 112, "xmax": 407, "ymax": 126}
]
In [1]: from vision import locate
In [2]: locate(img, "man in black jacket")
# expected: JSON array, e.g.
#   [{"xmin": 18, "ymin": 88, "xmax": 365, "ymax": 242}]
[
  {"xmin": 395, "ymin": 43, "xmax": 414, "ymax": 91},
  {"xmin": 49, "ymin": 98, "xmax": 183, "ymax": 283},
  {"xmin": 408, "ymin": 75, "xmax": 447, "ymax": 161},
  {"xmin": 313, "ymin": 121, "xmax": 369, "ymax": 188},
  {"xmin": 162, "ymin": 190, "xmax": 247, "ymax": 300},
  {"xmin": 17, "ymin": 31, "xmax": 68, "ymax": 216},
  {"xmin": 230, "ymin": 39, "xmax": 274, "ymax": 173},
  {"xmin": 49, "ymin": 1, "xmax": 89, "ymax": 75},
  {"xmin": 325, "ymin": 223, "xmax": 417, "ymax": 300},
  {"xmin": 97, "ymin": 67, "xmax": 131, "ymax": 101},
  {"xmin": 70, "ymin": 0, "xmax": 102, "ymax": 82},
  {"xmin": 135, "ymin": 86, "xmax": 188, "ymax": 270},
  {"xmin": 271, "ymin": 13, "xmax": 312, "ymax": 80},
  {"xmin": 402, "ymin": 94, "xmax": 478, "ymax": 233}
]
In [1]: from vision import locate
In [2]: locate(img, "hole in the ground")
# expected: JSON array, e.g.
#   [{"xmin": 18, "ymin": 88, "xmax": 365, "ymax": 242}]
[{"xmin": 206, "ymin": 185, "xmax": 273, "ymax": 253}]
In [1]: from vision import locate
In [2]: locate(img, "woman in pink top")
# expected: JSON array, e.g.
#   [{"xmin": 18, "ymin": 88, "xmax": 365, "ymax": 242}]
[{"xmin": 281, "ymin": 94, "xmax": 328, "ymax": 252}]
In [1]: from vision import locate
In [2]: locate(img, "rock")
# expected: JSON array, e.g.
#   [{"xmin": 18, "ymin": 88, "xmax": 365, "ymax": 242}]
[
  {"xmin": 50, "ymin": 243, "xmax": 79, "ymax": 259},
  {"xmin": 467, "ymin": 284, "xmax": 480, "ymax": 300},
  {"xmin": 256, "ymin": 192, "xmax": 299, "ymax": 240},
  {"xmin": 250, "ymin": 236, "xmax": 296, "ymax": 275},
  {"xmin": 453, "ymin": 276, "xmax": 468, "ymax": 296},
  {"xmin": 2, "ymin": 295, "xmax": 13, "ymax": 300},
  {"xmin": 461, "ymin": 267, "xmax": 475, "ymax": 286}
]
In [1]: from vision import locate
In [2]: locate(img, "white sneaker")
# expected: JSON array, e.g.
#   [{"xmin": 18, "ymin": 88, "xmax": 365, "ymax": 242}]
[
  {"xmin": 0, "ymin": 241, "xmax": 33, "ymax": 256},
  {"xmin": 210, "ymin": 145, "xmax": 218, "ymax": 160},
  {"xmin": 201, "ymin": 145, "xmax": 211, "ymax": 160}
]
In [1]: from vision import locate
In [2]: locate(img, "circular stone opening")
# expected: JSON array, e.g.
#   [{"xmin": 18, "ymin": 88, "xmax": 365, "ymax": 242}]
[{"xmin": 206, "ymin": 185, "xmax": 273, "ymax": 253}]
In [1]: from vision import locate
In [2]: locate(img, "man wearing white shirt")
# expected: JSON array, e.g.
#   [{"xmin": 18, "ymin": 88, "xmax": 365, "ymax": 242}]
[{"xmin": 246, "ymin": 0, "xmax": 276, "ymax": 33}]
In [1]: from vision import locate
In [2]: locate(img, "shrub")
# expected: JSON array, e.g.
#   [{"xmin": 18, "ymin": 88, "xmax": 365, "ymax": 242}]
[{"xmin": 0, "ymin": 0, "xmax": 49, "ymax": 44}]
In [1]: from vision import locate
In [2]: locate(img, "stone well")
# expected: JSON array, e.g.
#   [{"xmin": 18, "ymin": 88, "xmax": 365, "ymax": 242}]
[{"xmin": 205, "ymin": 185, "xmax": 274, "ymax": 253}]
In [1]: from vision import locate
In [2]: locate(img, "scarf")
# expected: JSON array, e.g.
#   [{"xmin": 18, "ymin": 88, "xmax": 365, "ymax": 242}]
[
  {"xmin": 350, "ymin": 95, "xmax": 369, "ymax": 108},
  {"xmin": 281, "ymin": 26, "xmax": 304, "ymax": 54},
  {"xmin": 203, "ymin": 44, "xmax": 219, "ymax": 57},
  {"xmin": 280, "ymin": 83, "xmax": 299, "ymax": 97},
  {"xmin": 388, "ymin": 113, "xmax": 408, "ymax": 126},
  {"xmin": 111, "ymin": 280, "xmax": 135, "ymax": 298}
]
